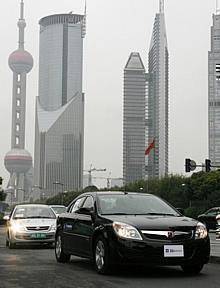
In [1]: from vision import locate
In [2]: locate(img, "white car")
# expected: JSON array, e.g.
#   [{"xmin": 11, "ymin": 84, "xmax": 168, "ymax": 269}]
[
  {"xmin": 5, "ymin": 204, "xmax": 57, "ymax": 248},
  {"xmin": 216, "ymin": 214, "xmax": 220, "ymax": 240},
  {"xmin": 49, "ymin": 205, "xmax": 67, "ymax": 216}
]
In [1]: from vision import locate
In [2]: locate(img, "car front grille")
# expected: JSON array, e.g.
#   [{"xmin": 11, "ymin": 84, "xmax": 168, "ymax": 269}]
[
  {"xmin": 26, "ymin": 226, "xmax": 50, "ymax": 231},
  {"xmin": 141, "ymin": 230, "xmax": 193, "ymax": 241}
]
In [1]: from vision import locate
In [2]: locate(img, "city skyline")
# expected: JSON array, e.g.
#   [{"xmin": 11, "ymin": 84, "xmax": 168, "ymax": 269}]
[{"xmin": 0, "ymin": 0, "xmax": 217, "ymax": 188}]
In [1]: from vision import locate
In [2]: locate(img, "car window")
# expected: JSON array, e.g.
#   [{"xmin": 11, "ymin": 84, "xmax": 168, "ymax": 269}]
[
  {"xmin": 12, "ymin": 206, "xmax": 56, "ymax": 219},
  {"xmin": 98, "ymin": 194, "xmax": 179, "ymax": 216},
  {"xmin": 82, "ymin": 196, "xmax": 94, "ymax": 210},
  {"xmin": 51, "ymin": 206, "xmax": 66, "ymax": 214},
  {"xmin": 70, "ymin": 197, "xmax": 86, "ymax": 213},
  {"xmin": 206, "ymin": 209, "xmax": 217, "ymax": 215}
]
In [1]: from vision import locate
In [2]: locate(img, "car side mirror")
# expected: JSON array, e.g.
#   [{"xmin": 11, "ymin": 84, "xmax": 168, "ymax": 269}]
[
  {"xmin": 3, "ymin": 215, "xmax": 10, "ymax": 221},
  {"xmin": 76, "ymin": 207, "xmax": 93, "ymax": 215},
  {"xmin": 176, "ymin": 208, "xmax": 184, "ymax": 215}
]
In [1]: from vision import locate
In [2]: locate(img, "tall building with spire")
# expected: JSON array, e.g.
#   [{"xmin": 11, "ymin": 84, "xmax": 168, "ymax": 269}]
[
  {"xmin": 4, "ymin": 0, "xmax": 33, "ymax": 203},
  {"xmin": 147, "ymin": 0, "xmax": 169, "ymax": 178},
  {"xmin": 34, "ymin": 11, "xmax": 86, "ymax": 199},
  {"xmin": 123, "ymin": 53, "xmax": 146, "ymax": 184},
  {"xmin": 208, "ymin": 1, "xmax": 220, "ymax": 167}
]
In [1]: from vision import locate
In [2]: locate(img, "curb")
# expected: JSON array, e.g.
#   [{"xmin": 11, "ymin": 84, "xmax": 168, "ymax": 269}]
[{"xmin": 209, "ymin": 256, "xmax": 220, "ymax": 264}]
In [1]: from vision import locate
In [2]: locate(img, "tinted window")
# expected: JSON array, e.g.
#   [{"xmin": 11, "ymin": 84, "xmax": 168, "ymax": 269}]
[
  {"xmin": 70, "ymin": 197, "xmax": 86, "ymax": 213},
  {"xmin": 82, "ymin": 196, "xmax": 94, "ymax": 210},
  {"xmin": 98, "ymin": 194, "xmax": 179, "ymax": 216}
]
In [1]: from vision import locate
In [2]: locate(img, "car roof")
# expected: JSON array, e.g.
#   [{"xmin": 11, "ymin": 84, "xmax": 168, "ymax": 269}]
[
  {"xmin": 14, "ymin": 204, "xmax": 50, "ymax": 208},
  {"xmin": 49, "ymin": 205, "xmax": 66, "ymax": 207},
  {"xmin": 78, "ymin": 191, "xmax": 153, "ymax": 197}
]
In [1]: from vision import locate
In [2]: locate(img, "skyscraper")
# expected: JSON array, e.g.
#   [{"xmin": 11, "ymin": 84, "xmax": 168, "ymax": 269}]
[
  {"xmin": 123, "ymin": 52, "xmax": 146, "ymax": 184},
  {"xmin": 147, "ymin": 0, "xmax": 169, "ymax": 178},
  {"xmin": 208, "ymin": 4, "xmax": 220, "ymax": 167},
  {"xmin": 34, "ymin": 12, "xmax": 86, "ymax": 199},
  {"xmin": 4, "ymin": 0, "xmax": 33, "ymax": 203}
]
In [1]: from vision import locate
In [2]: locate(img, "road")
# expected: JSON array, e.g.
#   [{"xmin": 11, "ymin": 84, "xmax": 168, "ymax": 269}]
[{"xmin": 0, "ymin": 226, "xmax": 220, "ymax": 288}]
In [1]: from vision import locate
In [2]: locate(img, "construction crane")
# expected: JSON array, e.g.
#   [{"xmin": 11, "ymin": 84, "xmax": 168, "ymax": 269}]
[
  {"xmin": 84, "ymin": 164, "xmax": 106, "ymax": 186},
  {"xmin": 93, "ymin": 174, "xmax": 124, "ymax": 189}
]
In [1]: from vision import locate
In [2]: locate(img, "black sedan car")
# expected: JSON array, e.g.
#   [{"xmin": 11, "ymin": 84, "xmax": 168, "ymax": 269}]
[
  {"xmin": 197, "ymin": 207, "xmax": 220, "ymax": 230},
  {"xmin": 55, "ymin": 192, "xmax": 210, "ymax": 274}
]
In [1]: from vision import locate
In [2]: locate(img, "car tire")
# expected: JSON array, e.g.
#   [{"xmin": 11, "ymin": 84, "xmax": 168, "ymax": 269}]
[
  {"xmin": 181, "ymin": 263, "xmax": 204, "ymax": 275},
  {"xmin": 94, "ymin": 235, "xmax": 111, "ymax": 274},
  {"xmin": 6, "ymin": 237, "xmax": 9, "ymax": 247},
  {"xmin": 8, "ymin": 240, "xmax": 16, "ymax": 249},
  {"xmin": 7, "ymin": 232, "xmax": 16, "ymax": 249},
  {"xmin": 55, "ymin": 231, "xmax": 70, "ymax": 263}
]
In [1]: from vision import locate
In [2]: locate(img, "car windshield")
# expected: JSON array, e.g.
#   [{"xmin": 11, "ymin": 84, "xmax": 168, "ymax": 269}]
[
  {"xmin": 97, "ymin": 194, "xmax": 179, "ymax": 216},
  {"xmin": 12, "ymin": 206, "xmax": 56, "ymax": 219},
  {"xmin": 51, "ymin": 206, "xmax": 66, "ymax": 214}
]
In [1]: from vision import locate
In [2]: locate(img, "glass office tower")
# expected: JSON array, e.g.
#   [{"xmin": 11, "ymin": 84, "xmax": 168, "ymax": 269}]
[
  {"xmin": 34, "ymin": 14, "xmax": 85, "ymax": 199},
  {"xmin": 123, "ymin": 52, "xmax": 146, "ymax": 184},
  {"xmin": 147, "ymin": 1, "xmax": 169, "ymax": 178},
  {"xmin": 208, "ymin": 9, "xmax": 220, "ymax": 167}
]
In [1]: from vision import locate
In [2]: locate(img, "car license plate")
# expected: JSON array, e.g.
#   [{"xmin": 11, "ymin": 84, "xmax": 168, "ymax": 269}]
[
  {"xmin": 164, "ymin": 245, "xmax": 184, "ymax": 257},
  {"xmin": 31, "ymin": 233, "xmax": 46, "ymax": 239}
]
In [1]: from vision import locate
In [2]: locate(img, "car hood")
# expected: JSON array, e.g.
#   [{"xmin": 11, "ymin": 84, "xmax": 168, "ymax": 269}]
[
  {"xmin": 103, "ymin": 215, "xmax": 198, "ymax": 230},
  {"xmin": 11, "ymin": 218, "xmax": 56, "ymax": 227}
]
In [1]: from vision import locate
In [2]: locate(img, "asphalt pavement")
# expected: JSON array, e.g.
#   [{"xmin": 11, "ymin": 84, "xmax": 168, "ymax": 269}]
[{"xmin": 0, "ymin": 225, "xmax": 220, "ymax": 288}]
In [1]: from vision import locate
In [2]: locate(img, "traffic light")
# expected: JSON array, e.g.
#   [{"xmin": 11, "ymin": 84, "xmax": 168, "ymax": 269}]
[
  {"xmin": 185, "ymin": 158, "xmax": 196, "ymax": 172},
  {"xmin": 0, "ymin": 177, "xmax": 2, "ymax": 185},
  {"xmin": 185, "ymin": 158, "xmax": 191, "ymax": 172},
  {"xmin": 205, "ymin": 159, "xmax": 211, "ymax": 172}
]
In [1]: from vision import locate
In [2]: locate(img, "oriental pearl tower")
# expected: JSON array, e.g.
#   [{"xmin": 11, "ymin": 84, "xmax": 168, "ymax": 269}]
[{"xmin": 4, "ymin": 0, "xmax": 33, "ymax": 203}]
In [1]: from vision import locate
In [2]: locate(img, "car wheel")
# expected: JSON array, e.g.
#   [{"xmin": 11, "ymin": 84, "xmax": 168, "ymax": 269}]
[
  {"xmin": 55, "ymin": 231, "xmax": 70, "ymax": 263},
  {"xmin": 7, "ymin": 232, "xmax": 16, "ymax": 249},
  {"xmin": 181, "ymin": 263, "xmax": 204, "ymax": 275},
  {"xmin": 8, "ymin": 240, "xmax": 16, "ymax": 249},
  {"xmin": 6, "ymin": 234, "xmax": 9, "ymax": 247},
  {"xmin": 94, "ymin": 235, "xmax": 111, "ymax": 274}
]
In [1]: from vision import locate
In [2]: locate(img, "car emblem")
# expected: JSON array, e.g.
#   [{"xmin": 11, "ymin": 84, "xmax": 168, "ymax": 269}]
[
  {"xmin": 36, "ymin": 226, "xmax": 40, "ymax": 230},
  {"xmin": 167, "ymin": 231, "xmax": 175, "ymax": 238}
]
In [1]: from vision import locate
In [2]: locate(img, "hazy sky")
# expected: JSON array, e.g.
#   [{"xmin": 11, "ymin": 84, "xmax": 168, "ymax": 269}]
[{"xmin": 0, "ymin": 0, "xmax": 217, "ymax": 188}]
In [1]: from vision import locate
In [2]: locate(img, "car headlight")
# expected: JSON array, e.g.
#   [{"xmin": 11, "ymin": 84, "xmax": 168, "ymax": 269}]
[
  {"xmin": 10, "ymin": 223, "xmax": 26, "ymax": 233},
  {"xmin": 113, "ymin": 221, "xmax": 142, "ymax": 240},
  {"xmin": 50, "ymin": 224, "xmax": 56, "ymax": 232},
  {"xmin": 195, "ymin": 222, "xmax": 208, "ymax": 239}
]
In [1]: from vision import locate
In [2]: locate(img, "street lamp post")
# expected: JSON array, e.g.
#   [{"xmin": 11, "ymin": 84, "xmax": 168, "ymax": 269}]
[{"xmin": 53, "ymin": 181, "xmax": 64, "ymax": 205}]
